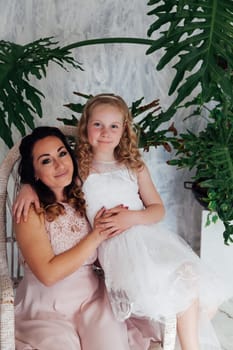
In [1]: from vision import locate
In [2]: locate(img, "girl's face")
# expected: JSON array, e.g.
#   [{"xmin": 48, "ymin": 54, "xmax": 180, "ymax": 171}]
[
  {"xmin": 32, "ymin": 136, "xmax": 74, "ymax": 201},
  {"xmin": 87, "ymin": 104, "xmax": 124, "ymax": 158}
]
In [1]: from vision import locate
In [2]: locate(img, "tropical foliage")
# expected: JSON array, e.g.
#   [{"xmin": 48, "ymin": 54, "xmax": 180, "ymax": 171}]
[
  {"xmin": 146, "ymin": 0, "xmax": 233, "ymax": 243},
  {"xmin": 169, "ymin": 108, "xmax": 233, "ymax": 244},
  {"xmin": 0, "ymin": 37, "xmax": 82, "ymax": 147},
  {"xmin": 146, "ymin": 0, "xmax": 233, "ymax": 120}
]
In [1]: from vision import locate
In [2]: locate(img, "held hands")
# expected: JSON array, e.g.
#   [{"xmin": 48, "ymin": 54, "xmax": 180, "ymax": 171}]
[
  {"xmin": 13, "ymin": 184, "xmax": 40, "ymax": 223},
  {"xmin": 93, "ymin": 205, "xmax": 132, "ymax": 241}
]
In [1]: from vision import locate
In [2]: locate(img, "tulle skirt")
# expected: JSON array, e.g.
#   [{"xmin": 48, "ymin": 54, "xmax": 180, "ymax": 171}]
[{"xmin": 98, "ymin": 223, "xmax": 232, "ymax": 349}]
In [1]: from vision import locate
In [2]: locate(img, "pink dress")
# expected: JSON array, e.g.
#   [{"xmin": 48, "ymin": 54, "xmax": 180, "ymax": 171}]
[{"xmin": 14, "ymin": 203, "xmax": 158, "ymax": 350}]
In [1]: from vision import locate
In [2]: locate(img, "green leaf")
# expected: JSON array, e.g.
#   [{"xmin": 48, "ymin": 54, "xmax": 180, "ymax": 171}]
[
  {"xmin": 57, "ymin": 115, "xmax": 78, "ymax": 126},
  {"xmin": 0, "ymin": 37, "xmax": 83, "ymax": 147},
  {"xmin": 147, "ymin": 0, "xmax": 233, "ymax": 112}
]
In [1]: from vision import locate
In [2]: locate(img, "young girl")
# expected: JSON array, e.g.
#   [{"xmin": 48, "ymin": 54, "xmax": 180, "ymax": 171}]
[
  {"xmin": 76, "ymin": 94, "xmax": 232, "ymax": 350},
  {"xmin": 14, "ymin": 95, "xmax": 231, "ymax": 350}
]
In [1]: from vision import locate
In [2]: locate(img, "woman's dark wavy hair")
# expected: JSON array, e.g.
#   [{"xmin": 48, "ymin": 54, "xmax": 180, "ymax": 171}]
[{"xmin": 18, "ymin": 126, "xmax": 86, "ymax": 218}]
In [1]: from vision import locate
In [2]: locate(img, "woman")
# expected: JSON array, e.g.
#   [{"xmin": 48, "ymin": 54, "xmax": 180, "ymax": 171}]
[{"xmin": 14, "ymin": 126, "xmax": 135, "ymax": 350}]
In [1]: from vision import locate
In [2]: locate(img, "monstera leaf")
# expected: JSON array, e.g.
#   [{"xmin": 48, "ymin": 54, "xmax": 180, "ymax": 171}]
[
  {"xmin": 147, "ymin": 0, "xmax": 233, "ymax": 121},
  {"xmin": 0, "ymin": 37, "xmax": 82, "ymax": 147}
]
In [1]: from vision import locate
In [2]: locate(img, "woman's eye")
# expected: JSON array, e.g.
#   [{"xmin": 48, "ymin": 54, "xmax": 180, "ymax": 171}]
[
  {"xmin": 111, "ymin": 124, "xmax": 118, "ymax": 129},
  {"xmin": 59, "ymin": 150, "xmax": 68, "ymax": 157},
  {"xmin": 41, "ymin": 158, "xmax": 51, "ymax": 165}
]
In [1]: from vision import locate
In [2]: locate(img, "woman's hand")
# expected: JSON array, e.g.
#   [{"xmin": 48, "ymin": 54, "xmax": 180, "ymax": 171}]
[
  {"xmin": 94, "ymin": 205, "xmax": 134, "ymax": 235},
  {"xmin": 13, "ymin": 184, "xmax": 40, "ymax": 224},
  {"xmin": 92, "ymin": 206, "xmax": 128, "ymax": 241}
]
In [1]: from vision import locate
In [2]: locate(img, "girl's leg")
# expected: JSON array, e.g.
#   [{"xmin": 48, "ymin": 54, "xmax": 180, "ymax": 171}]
[{"xmin": 177, "ymin": 299, "xmax": 200, "ymax": 350}]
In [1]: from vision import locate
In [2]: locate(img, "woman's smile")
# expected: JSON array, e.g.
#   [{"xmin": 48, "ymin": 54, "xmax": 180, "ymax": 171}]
[{"xmin": 32, "ymin": 136, "xmax": 74, "ymax": 200}]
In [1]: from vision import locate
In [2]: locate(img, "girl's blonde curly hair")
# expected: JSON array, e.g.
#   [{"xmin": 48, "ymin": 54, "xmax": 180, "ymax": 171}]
[{"xmin": 76, "ymin": 93, "xmax": 144, "ymax": 179}]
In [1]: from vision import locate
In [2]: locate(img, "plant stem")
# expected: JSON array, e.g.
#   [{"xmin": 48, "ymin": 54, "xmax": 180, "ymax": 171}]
[
  {"xmin": 225, "ymin": 147, "xmax": 233, "ymax": 181},
  {"xmin": 63, "ymin": 37, "xmax": 154, "ymax": 51}
]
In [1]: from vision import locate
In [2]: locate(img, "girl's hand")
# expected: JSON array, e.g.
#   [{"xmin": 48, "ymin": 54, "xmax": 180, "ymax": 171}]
[{"xmin": 13, "ymin": 184, "xmax": 40, "ymax": 224}]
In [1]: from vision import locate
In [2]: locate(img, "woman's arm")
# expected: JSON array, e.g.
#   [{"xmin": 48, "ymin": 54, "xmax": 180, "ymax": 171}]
[{"xmin": 14, "ymin": 207, "xmax": 118, "ymax": 286}]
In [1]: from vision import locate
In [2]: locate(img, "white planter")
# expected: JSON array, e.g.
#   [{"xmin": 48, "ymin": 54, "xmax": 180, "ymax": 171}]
[{"xmin": 200, "ymin": 210, "xmax": 233, "ymax": 294}]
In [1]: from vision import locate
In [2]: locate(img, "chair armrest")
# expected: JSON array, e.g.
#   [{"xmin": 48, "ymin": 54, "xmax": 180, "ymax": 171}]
[
  {"xmin": 0, "ymin": 273, "xmax": 14, "ymax": 304},
  {"xmin": 0, "ymin": 274, "xmax": 15, "ymax": 350}
]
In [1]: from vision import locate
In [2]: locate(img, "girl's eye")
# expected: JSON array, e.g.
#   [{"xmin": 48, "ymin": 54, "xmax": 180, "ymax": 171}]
[
  {"xmin": 93, "ymin": 122, "xmax": 101, "ymax": 128},
  {"xmin": 111, "ymin": 124, "xmax": 119, "ymax": 129}
]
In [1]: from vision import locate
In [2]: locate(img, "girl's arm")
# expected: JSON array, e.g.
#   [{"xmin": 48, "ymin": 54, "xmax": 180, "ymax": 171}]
[
  {"xmin": 136, "ymin": 163, "xmax": 165, "ymax": 223},
  {"xmin": 14, "ymin": 207, "xmax": 118, "ymax": 286},
  {"xmin": 98, "ymin": 164, "xmax": 165, "ymax": 231},
  {"xmin": 13, "ymin": 184, "xmax": 40, "ymax": 223}
]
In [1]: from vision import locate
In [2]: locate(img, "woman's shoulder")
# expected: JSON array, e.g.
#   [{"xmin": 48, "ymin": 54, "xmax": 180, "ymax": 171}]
[{"xmin": 15, "ymin": 205, "xmax": 45, "ymax": 228}]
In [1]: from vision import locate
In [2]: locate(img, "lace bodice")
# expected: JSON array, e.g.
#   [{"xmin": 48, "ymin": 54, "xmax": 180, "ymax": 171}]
[
  {"xmin": 19, "ymin": 203, "xmax": 96, "ymax": 267},
  {"xmin": 44, "ymin": 203, "xmax": 97, "ymax": 264}
]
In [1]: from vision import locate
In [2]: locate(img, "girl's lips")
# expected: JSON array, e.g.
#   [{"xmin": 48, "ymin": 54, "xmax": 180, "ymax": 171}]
[{"xmin": 98, "ymin": 140, "xmax": 112, "ymax": 144}]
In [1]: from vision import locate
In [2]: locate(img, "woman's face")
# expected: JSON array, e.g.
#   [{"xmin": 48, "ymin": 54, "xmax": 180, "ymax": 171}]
[{"xmin": 32, "ymin": 136, "xmax": 74, "ymax": 201}]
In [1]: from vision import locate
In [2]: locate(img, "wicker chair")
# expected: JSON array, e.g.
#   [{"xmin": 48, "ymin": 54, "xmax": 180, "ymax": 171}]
[{"xmin": 0, "ymin": 125, "xmax": 176, "ymax": 350}]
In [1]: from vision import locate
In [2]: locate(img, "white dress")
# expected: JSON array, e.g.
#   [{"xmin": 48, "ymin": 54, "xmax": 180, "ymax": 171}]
[{"xmin": 82, "ymin": 162, "xmax": 232, "ymax": 350}]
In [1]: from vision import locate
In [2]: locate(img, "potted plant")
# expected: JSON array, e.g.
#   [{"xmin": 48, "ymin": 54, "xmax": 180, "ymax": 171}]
[
  {"xmin": 65, "ymin": 3, "xmax": 233, "ymax": 246},
  {"xmin": 145, "ymin": 0, "xmax": 233, "ymax": 244}
]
